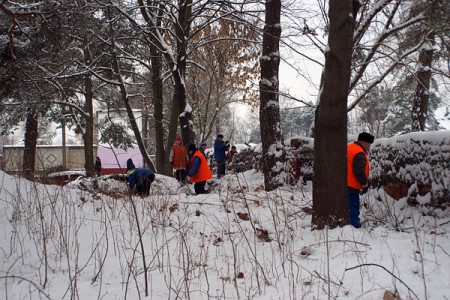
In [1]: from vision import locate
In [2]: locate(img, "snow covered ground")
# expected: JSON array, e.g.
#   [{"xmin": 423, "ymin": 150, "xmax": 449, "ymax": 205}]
[{"xmin": 0, "ymin": 169, "xmax": 449, "ymax": 299}]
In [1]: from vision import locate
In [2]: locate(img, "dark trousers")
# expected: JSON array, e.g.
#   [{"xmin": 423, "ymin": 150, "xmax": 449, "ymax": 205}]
[
  {"xmin": 137, "ymin": 174, "xmax": 155, "ymax": 196},
  {"xmin": 217, "ymin": 161, "xmax": 226, "ymax": 179},
  {"xmin": 348, "ymin": 191, "xmax": 361, "ymax": 228},
  {"xmin": 194, "ymin": 181, "xmax": 207, "ymax": 194},
  {"xmin": 174, "ymin": 169, "xmax": 187, "ymax": 182}
]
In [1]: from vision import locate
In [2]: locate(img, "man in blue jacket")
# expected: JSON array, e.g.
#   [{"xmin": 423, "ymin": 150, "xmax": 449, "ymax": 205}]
[
  {"xmin": 213, "ymin": 134, "xmax": 229, "ymax": 179},
  {"xmin": 126, "ymin": 158, "xmax": 155, "ymax": 196}
]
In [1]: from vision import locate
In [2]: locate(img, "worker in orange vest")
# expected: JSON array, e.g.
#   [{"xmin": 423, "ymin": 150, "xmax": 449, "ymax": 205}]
[
  {"xmin": 347, "ymin": 132, "xmax": 374, "ymax": 228},
  {"xmin": 186, "ymin": 143, "xmax": 213, "ymax": 194},
  {"xmin": 170, "ymin": 136, "xmax": 189, "ymax": 183}
]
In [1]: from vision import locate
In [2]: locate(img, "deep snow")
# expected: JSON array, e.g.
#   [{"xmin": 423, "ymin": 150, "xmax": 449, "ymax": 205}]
[{"xmin": 1, "ymin": 167, "xmax": 449, "ymax": 300}]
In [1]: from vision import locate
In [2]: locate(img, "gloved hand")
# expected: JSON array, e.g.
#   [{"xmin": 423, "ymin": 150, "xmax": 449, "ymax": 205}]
[
  {"xmin": 225, "ymin": 140, "xmax": 229, "ymax": 145},
  {"xmin": 360, "ymin": 184, "xmax": 368, "ymax": 195},
  {"xmin": 186, "ymin": 176, "xmax": 192, "ymax": 183}
]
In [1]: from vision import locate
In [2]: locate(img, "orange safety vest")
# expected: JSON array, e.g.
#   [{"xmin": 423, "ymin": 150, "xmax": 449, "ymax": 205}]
[
  {"xmin": 227, "ymin": 151, "xmax": 234, "ymax": 162},
  {"xmin": 171, "ymin": 144, "xmax": 188, "ymax": 169},
  {"xmin": 347, "ymin": 143, "xmax": 369, "ymax": 190},
  {"xmin": 190, "ymin": 151, "xmax": 212, "ymax": 182}
]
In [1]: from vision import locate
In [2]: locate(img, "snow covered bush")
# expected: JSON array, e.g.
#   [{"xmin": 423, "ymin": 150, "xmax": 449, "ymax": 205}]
[
  {"xmin": 287, "ymin": 137, "xmax": 314, "ymax": 184},
  {"xmin": 246, "ymin": 132, "xmax": 449, "ymax": 208},
  {"xmin": 370, "ymin": 131, "xmax": 450, "ymax": 207}
]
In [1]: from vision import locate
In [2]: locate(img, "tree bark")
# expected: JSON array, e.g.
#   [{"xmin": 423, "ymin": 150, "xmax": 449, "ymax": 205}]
[
  {"xmin": 110, "ymin": 39, "xmax": 155, "ymax": 171},
  {"xmin": 83, "ymin": 34, "xmax": 95, "ymax": 177},
  {"xmin": 259, "ymin": 0, "xmax": 284, "ymax": 191},
  {"xmin": 138, "ymin": 0, "xmax": 169, "ymax": 174},
  {"xmin": 137, "ymin": 0, "xmax": 194, "ymax": 170},
  {"xmin": 83, "ymin": 73, "xmax": 95, "ymax": 177},
  {"xmin": 22, "ymin": 109, "xmax": 38, "ymax": 179},
  {"xmin": 175, "ymin": 0, "xmax": 195, "ymax": 145},
  {"xmin": 411, "ymin": 31, "xmax": 434, "ymax": 131},
  {"xmin": 312, "ymin": 1, "xmax": 355, "ymax": 229},
  {"xmin": 151, "ymin": 43, "xmax": 168, "ymax": 174}
]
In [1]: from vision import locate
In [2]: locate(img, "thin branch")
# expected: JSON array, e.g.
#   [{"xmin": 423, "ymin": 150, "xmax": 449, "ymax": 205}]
[
  {"xmin": 348, "ymin": 38, "xmax": 425, "ymax": 111},
  {"xmin": 0, "ymin": 276, "xmax": 51, "ymax": 299},
  {"xmin": 345, "ymin": 263, "xmax": 420, "ymax": 300}
]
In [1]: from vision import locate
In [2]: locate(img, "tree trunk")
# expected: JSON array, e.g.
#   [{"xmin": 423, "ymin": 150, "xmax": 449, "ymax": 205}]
[
  {"xmin": 138, "ymin": 0, "xmax": 170, "ymax": 174},
  {"xmin": 22, "ymin": 109, "xmax": 38, "ymax": 179},
  {"xmin": 165, "ymin": 91, "xmax": 181, "ymax": 149},
  {"xmin": 411, "ymin": 31, "xmax": 434, "ymax": 131},
  {"xmin": 312, "ymin": 0, "xmax": 355, "ymax": 229},
  {"xmin": 175, "ymin": 76, "xmax": 194, "ymax": 144},
  {"xmin": 137, "ymin": 0, "xmax": 194, "ymax": 164},
  {"xmin": 83, "ymin": 66, "xmax": 95, "ymax": 177},
  {"xmin": 82, "ymin": 32, "xmax": 95, "ymax": 177},
  {"xmin": 175, "ymin": 0, "xmax": 195, "ymax": 145},
  {"xmin": 110, "ymin": 39, "xmax": 155, "ymax": 171},
  {"xmin": 259, "ymin": 0, "xmax": 284, "ymax": 191},
  {"xmin": 151, "ymin": 46, "xmax": 168, "ymax": 175}
]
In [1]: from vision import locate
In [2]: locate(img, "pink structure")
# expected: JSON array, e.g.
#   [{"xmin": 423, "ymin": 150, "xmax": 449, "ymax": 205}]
[{"xmin": 97, "ymin": 145, "xmax": 144, "ymax": 175}]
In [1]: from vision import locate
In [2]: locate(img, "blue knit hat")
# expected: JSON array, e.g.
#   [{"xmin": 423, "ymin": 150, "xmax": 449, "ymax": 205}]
[
  {"xmin": 200, "ymin": 141, "xmax": 207, "ymax": 147},
  {"xmin": 126, "ymin": 158, "xmax": 136, "ymax": 171}
]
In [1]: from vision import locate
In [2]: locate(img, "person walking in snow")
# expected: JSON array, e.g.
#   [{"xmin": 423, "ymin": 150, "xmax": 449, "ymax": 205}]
[
  {"xmin": 170, "ymin": 136, "xmax": 189, "ymax": 183},
  {"xmin": 347, "ymin": 132, "xmax": 374, "ymax": 228},
  {"xmin": 214, "ymin": 134, "xmax": 229, "ymax": 179},
  {"xmin": 126, "ymin": 158, "xmax": 155, "ymax": 196},
  {"xmin": 186, "ymin": 144, "xmax": 212, "ymax": 194}
]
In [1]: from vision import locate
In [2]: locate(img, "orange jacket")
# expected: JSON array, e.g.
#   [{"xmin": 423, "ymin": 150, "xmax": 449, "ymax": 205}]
[
  {"xmin": 347, "ymin": 143, "xmax": 369, "ymax": 190},
  {"xmin": 171, "ymin": 144, "xmax": 188, "ymax": 169},
  {"xmin": 189, "ymin": 151, "xmax": 212, "ymax": 183}
]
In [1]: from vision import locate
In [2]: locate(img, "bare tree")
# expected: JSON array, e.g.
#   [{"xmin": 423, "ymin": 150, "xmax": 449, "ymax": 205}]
[
  {"xmin": 350, "ymin": 0, "xmax": 448, "ymax": 135},
  {"xmin": 282, "ymin": 1, "xmax": 442, "ymax": 134},
  {"xmin": 411, "ymin": 30, "xmax": 435, "ymax": 131},
  {"xmin": 409, "ymin": 0, "xmax": 449, "ymax": 131},
  {"xmin": 142, "ymin": 3, "xmax": 166, "ymax": 174},
  {"xmin": 111, "ymin": 1, "xmax": 261, "ymax": 172},
  {"xmin": 188, "ymin": 17, "xmax": 259, "ymax": 144},
  {"xmin": 347, "ymin": 0, "xmax": 426, "ymax": 112},
  {"xmin": 123, "ymin": 0, "xmax": 196, "ymax": 147},
  {"xmin": 259, "ymin": 0, "xmax": 285, "ymax": 191},
  {"xmin": 312, "ymin": 0, "xmax": 356, "ymax": 229},
  {"xmin": 81, "ymin": 31, "xmax": 96, "ymax": 177}
]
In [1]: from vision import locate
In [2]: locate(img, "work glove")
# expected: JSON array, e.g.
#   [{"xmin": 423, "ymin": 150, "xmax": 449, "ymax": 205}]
[
  {"xmin": 186, "ymin": 176, "xmax": 192, "ymax": 183},
  {"xmin": 360, "ymin": 184, "xmax": 368, "ymax": 195}
]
